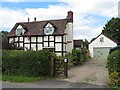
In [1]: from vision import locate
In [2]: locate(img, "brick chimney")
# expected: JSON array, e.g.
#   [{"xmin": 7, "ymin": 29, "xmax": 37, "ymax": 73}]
[
  {"xmin": 67, "ymin": 11, "xmax": 73, "ymax": 22},
  {"xmin": 28, "ymin": 17, "xmax": 29, "ymax": 22},
  {"xmin": 34, "ymin": 17, "xmax": 36, "ymax": 22}
]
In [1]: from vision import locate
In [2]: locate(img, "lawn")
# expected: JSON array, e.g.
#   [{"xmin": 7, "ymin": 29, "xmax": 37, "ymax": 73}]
[{"xmin": 2, "ymin": 75, "xmax": 44, "ymax": 83}]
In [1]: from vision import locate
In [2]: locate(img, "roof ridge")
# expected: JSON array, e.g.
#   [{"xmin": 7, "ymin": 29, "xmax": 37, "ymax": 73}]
[{"xmin": 18, "ymin": 18, "xmax": 68, "ymax": 24}]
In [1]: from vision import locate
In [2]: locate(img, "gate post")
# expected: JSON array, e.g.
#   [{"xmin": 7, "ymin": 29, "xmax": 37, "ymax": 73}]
[
  {"xmin": 64, "ymin": 58, "xmax": 68, "ymax": 78},
  {"xmin": 51, "ymin": 55, "xmax": 55, "ymax": 77}
]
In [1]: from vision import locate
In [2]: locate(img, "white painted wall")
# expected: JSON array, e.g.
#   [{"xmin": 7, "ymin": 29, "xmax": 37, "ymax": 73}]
[
  {"xmin": 55, "ymin": 36, "xmax": 61, "ymax": 42},
  {"xmin": 19, "ymin": 37, "xmax": 23, "ymax": 41},
  {"xmin": 44, "ymin": 42, "xmax": 48, "ymax": 47},
  {"xmin": 9, "ymin": 38, "xmax": 13, "ymax": 43},
  {"xmin": 15, "ymin": 37, "xmax": 18, "ymax": 42},
  {"xmin": 65, "ymin": 22, "xmax": 73, "ymax": 53},
  {"xmin": 55, "ymin": 43, "xmax": 62, "ymax": 51},
  {"xmin": 44, "ymin": 36, "xmax": 48, "ymax": 41},
  {"xmin": 31, "ymin": 44, "xmax": 36, "ymax": 51},
  {"xmin": 89, "ymin": 34, "xmax": 117, "ymax": 58},
  {"xmin": 24, "ymin": 44, "xmax": 30, "ymax": 50},
  {"xmin": 19, "ymin": 43, "xmax": 23, "ymax": 47},
  {"xmin": 31, "ymin": 37, "xmax": 36, "ymax": 42},
  {"xmin": 38, "ymin": 37, "xmax": 42, "ymax": 42},
  {"xmin": 50, "ymin": 42, "xmax": 54, "ymax": 47},
  {"xmin": 63, "ymin": 44, "xmax": 66, "ymax": 51},
  {"xmin": 50, "ymin": 36, "xmax": 54, "ymax": 41},
  {"xmin": 63, "ymin": 35, "xmax": 67, "ymax": 42},
  {"xmin": 38, "ymin": 44, "xmax": 42, "ymax": 50},
  {"xmin": 24, "ymin": 37, "xmax": 30, "ymax": 43}
]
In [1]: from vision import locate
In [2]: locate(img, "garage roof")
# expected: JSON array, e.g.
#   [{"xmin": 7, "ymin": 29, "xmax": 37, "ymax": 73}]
[{"xmin": 90, "ymin": 33, "xmax": 120, "ymax": 45}]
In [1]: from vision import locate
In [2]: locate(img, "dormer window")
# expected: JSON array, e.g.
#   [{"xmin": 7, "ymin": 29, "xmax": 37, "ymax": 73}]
[
  {"xmin": 16, "ymin": 25, "xmax": 25, "ymax": 36},
  {"xmin": 44, "ymin": 23, "xmax": 55, "ymax": 35}
]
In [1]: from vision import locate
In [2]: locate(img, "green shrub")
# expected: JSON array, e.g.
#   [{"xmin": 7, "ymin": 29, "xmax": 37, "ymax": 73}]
[
  {"xmin": 2, "ymin": 50, "xmax": 51, "ymax": 77},
  {"xmin": 72, "ymin": 49, "xmax": 81, "ymax": 65},
  {"xmin": 65, "ymin": 53, "xmax": 74, "ymax": 68},
  {"xmin": 107, "ymin": 50, "xmax": 120, "ymax": 86}
]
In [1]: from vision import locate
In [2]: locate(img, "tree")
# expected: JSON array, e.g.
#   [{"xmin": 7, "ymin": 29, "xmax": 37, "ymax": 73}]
[
  {"xmin": 1, "ymin": 31, "xmax": 9, "ymax": 49},
  {"xmin": 102, "ymin": 17, "xmax": 120, "ymax": 42},
  {"xmin": 83, "ymin": 39, "xmax": 89, "ymax": 49}
]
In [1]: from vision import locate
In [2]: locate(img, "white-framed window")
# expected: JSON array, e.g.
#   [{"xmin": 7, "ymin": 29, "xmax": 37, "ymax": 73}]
[
  {"xmin": 100, "ymin": 37, "xmax": 104, "ymax": 43},
  {"xmin": 16, "ymin": 28, "xmax": 23, "ymax": 36},
  {"xmin": 16, "ymin": 25, "xmax": 25, "ymax": 36},
  {"xmin": 44, "ymin": 23, "xmax": 55, "ymax": 35}
]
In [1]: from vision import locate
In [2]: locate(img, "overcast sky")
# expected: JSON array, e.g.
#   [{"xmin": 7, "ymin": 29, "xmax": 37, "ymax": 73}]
[{"xmin": 0, "ymin": 0, "xmax": 119, "ymax": 41}]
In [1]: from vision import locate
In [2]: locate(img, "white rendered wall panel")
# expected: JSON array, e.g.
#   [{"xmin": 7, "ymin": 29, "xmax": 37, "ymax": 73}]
[
  {"xmin": 31, "ymin": 44, "xmax": 36, "ymax": 51},
  {"xmin": 19, "ymin": 43, "xmax": 23, "ymax": 47},
  {"xmin": 38, "ymin": 44, "xmax": 42, "ymax": 50},
  {"xmin": 31, "ymin": 37, "xmax": 36, "ymax": 42},
  {"xmin": 19, "ymin": 37, "xmax": 23, "ymax": 41},
  {"xmin": 44, "ymin": 36, "xmax": 48, "ymax": 41},
  {"xmin": 55, "ymin": 36, "xmax": 62, "ymax": 42},
  {"xmin": 55, "ymin": 43, "xmax": 62, "ymax": 51},
  {"xmin": 24, "ymin": 44, "xmax": 30, "ymax": 50},
  {"xmin": 50, "ymin": 42, "xmax": 54, "ymax": 47},
  {"xmin": 44, "ymin": 42, "xmax": 48, "ymax": 47},
  {"xmin": 38, "ymin": 37, "xmax": 42, "ymax": 42},
  {"xmin": 24, "ymin": 37, "xmax": 30, "ymax": 43},
  {"xmin": 50, "ymin": 36, "xmax": 54, "ymax": 41},
  {"xmin": 9, "ymin": 38, "xmax": 13, "ymax": 43},
  {"xmin": 15, "ymin": 37, "xmax": 18, "ymax": 42}
]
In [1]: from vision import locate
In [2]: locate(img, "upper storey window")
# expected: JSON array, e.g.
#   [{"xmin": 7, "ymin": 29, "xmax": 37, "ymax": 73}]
[
  {"xmin": 16, "ymin": 25, "xmax": 25, "ymax": 36},
  {"xmin": 44, "ymin": 23, "xmax": 55, "ymax": 35},
  {"xmin": 100, "ymin": 37, "xmax": 104, "ymax": 43}
]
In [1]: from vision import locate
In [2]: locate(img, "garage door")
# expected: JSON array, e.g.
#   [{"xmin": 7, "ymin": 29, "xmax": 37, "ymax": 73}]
[{"xmin": 93, "ymin": 47, "xmax": 111, "ymax": 60}]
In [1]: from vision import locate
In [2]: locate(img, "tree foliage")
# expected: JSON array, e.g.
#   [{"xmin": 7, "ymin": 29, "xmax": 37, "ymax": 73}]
[
  {"xmin": 83, "ymin": 39, "xmax": 89, "ymax": 49},
  {"xmin": 102, "ymin": 17, "xmax": 120, "ymax": 42},
  {"xmin": 1, "ymin": 31, "xmax": 9, "ymax": 49}
]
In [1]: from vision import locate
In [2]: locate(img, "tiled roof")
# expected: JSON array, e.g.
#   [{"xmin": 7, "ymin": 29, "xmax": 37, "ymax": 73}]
[
  {"xmin": 74, "ymin": 39, "xmax": 83, "ymax": 47},
  {"xmin": 8, "ymin": 19, "xmax": 68, "ymax": 37},
  {"xmin": 90, "ymin": 33, "xmax": 120, "ymax": 44},
  {"xmin": 102, "ymin": 33, "xmax": 120, "ymax": 44}
]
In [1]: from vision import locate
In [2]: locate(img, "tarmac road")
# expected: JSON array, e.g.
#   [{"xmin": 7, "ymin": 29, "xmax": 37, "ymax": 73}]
[{"xmin": 2, "ymin": 80, "xmax": 110, "ymax": 89}]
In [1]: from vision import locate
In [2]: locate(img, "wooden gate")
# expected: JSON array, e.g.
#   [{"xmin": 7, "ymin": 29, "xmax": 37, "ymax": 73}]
[{"xmin": 50, "ymin": 56, "xmax": 68, "ymax": 78}]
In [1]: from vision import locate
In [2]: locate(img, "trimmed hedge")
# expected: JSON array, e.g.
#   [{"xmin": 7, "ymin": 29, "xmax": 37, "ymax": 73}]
[
  {"xmin": 107, "ymin": 50, "xmax": 120, "ymax": 86},
  {"xmin": 2, "ymin": 50, "xmax": 51, "ymax": 77}
]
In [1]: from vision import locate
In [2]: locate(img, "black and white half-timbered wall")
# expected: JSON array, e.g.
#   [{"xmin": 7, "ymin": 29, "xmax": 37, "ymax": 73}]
[{"xmin": 7, "ymin": 11, "xmax": 73, "ymax": 56}]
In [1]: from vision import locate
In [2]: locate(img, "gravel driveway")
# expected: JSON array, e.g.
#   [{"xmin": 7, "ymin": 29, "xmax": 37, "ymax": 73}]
[{"xmin": 62, "ymin": 59, "xmax": 109, "ymax": 86}]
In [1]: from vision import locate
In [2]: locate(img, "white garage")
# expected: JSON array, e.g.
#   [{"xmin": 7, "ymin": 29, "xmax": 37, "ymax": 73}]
[
  {"xmin": 93, "ymin": 47, "xmax": 112, "ymax": 60},
  {"xmin": 89, "ymin": 33, "xmax": 119, "ymax": 60}
]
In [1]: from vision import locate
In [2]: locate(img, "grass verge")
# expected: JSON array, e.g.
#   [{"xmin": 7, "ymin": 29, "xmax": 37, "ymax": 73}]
[
  {"xmin": 111, "ymin": 86, "xmax": 120, "ymax": 90},
  {"xmin": 2, "ymin": 75, "xmax": 44, "ymax": 83}
]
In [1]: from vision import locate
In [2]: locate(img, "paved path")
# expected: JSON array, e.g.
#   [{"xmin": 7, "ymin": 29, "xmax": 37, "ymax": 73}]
[{"xmin": 61, "ymin": 59, "xmax": 109, "ymax": 86}]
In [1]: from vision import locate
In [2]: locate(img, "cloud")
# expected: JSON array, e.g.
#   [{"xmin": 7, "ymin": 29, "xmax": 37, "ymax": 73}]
[
  {"xmin": 0, "ymin": 7, "xmax": 28, "ymax": 30},
  {"xmin": 0, "ymin": 1, "xmax": 119, "ymax": 41}
]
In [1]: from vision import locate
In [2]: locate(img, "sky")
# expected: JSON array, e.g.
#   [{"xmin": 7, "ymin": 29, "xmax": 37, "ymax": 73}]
[{"xmin": 0, "ymin": 0, "xmax": 119, "ymax": 41}]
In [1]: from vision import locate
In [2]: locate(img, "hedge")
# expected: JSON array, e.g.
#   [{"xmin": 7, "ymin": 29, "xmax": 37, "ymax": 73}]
[
  {"xmin": 2, "ymin": 50, "xmax": 51, "ymax": 77},
  {"xmin": 107, "ymin": 50, "xmax": 120, "ymax": 86}
]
